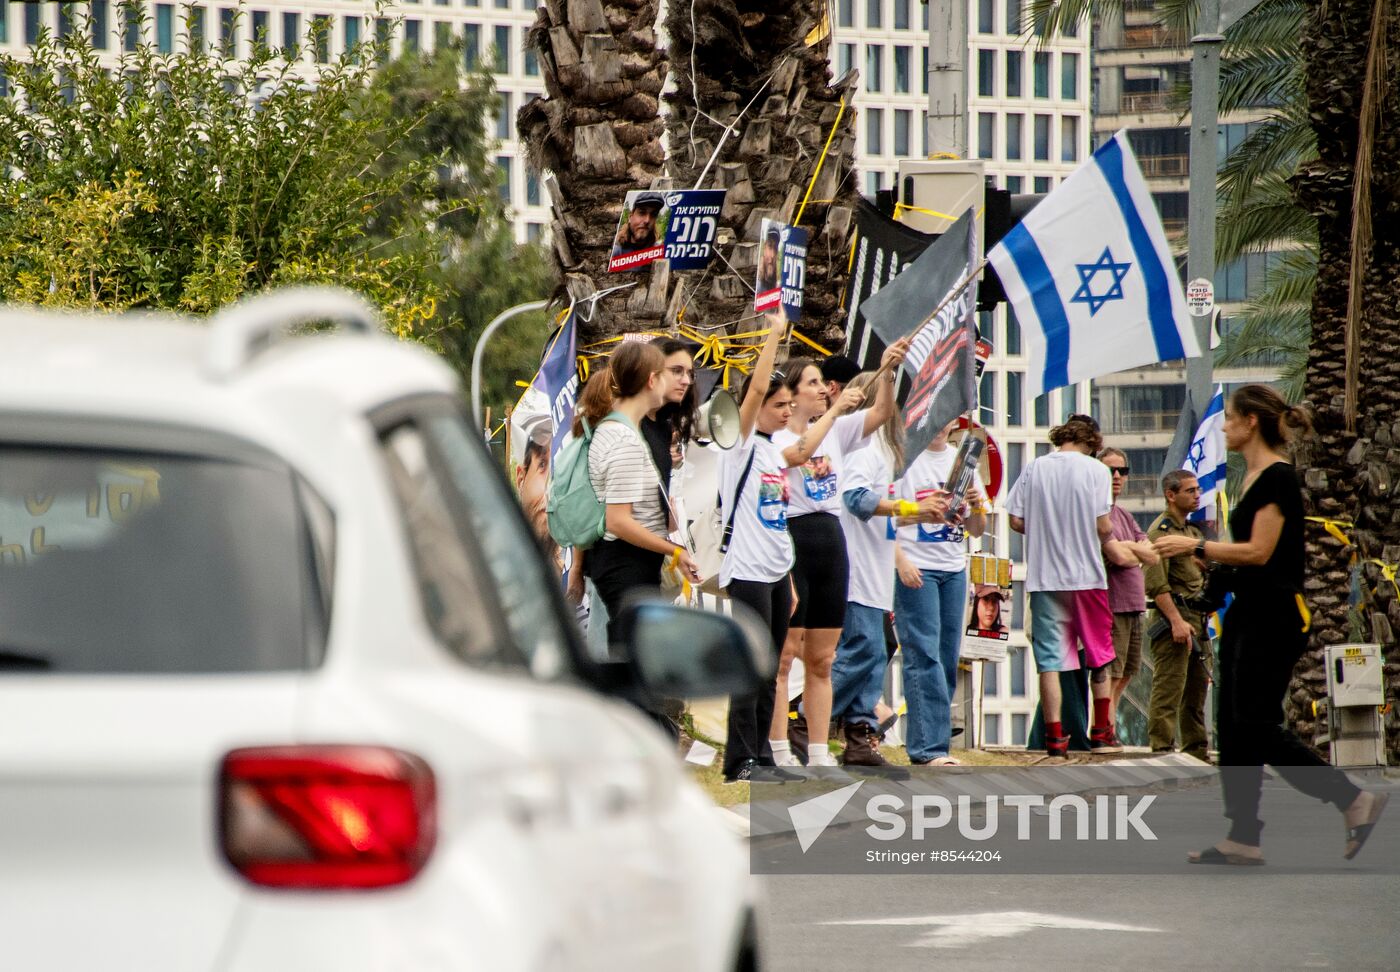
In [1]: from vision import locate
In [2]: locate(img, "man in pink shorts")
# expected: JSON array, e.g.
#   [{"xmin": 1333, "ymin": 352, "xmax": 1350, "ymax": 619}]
[{"xmin": 1007, "ymin": 414, "xmax": 1136, "ymax": 757}]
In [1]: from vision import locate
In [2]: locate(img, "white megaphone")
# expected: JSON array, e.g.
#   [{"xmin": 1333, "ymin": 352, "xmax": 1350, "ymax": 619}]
[{"xmin": 696, "ymin": 389, "xmax": 741, "ymax": 449}]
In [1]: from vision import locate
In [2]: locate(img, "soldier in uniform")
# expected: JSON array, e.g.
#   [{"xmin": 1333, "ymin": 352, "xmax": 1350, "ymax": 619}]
[{"xmin": 1143, "ymin": 469, "xmax": 1210, "ymax": 759}]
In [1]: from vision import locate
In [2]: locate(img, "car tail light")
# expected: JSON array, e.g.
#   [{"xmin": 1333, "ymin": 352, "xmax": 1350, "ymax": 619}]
[{"xmin": 220, "ymin": 745, "xmax": 436, "ymax": 890}]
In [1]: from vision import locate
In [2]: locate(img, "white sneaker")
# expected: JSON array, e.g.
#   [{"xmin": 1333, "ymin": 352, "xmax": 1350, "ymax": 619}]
[
  {"xmin": 805, "ymin": 747, "xmax": 839, "ymax": 767},
  {"xmin": 772, "ymin": 750, "xmax": 802, "ymax": 767}
]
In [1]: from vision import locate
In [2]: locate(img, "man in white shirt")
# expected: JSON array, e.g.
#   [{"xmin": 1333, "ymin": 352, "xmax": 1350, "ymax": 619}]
[{"xmin": 1007, "ymin": 414, "xmax": 1144, "ymax": 757}]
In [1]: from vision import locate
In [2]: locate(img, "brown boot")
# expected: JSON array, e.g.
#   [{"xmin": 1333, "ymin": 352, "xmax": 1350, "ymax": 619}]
[{"xmin": 841, "ymin": 721, "xmax": 888, "ymax": 767}]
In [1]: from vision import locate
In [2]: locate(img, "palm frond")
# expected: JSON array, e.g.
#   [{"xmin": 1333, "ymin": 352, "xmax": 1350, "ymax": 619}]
[
  {"xmin": 1217, "ymin": 304, "xmax": 1309, "ymax": 402},
  {"xmin": 1222, "ymin": 0, "xmax": 1306, "ymax": 54},
  {"xmin": 1215, "ymin": 172, "xmax": 1316, "ymax": 261},
  {"xmin": 1247, "ymin": 250, "xmax": 1317, "ymax": 311},
  {"xmin": 1217, "ymin": 50, "xmax": 1301, "ymax": 115},
  {"xmin": 1217, "ymin": 105, "xmax": 1315, "ymax": 208}
]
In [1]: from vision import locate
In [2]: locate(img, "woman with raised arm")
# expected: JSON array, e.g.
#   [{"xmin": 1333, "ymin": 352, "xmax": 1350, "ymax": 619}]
[
  {"xmin": 766, "ymin": 339, "xmax": 910, "ymax": 769},
  {"xmin": 1154, "ymin": 384, "xmax": 1388, "ymax": 865}
]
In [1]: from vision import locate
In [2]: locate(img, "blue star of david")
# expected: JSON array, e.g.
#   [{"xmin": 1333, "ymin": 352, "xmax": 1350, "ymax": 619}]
[
  {"xmin": 1070, "ymin": 247, "xmax": 1132, "ymax": 316},
  {"xmin": 1187, "ymin": 439, "xmax": 1206, "ymax": 470}
]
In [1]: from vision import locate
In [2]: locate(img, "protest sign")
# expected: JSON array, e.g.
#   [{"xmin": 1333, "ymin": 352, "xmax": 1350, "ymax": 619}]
[{"xmin": 608, "ymin": 189, "xmax": 726, "ymax": 272}]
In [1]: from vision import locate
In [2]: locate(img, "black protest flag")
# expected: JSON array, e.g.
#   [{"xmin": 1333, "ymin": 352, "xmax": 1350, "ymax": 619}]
[
  {"xmin": 841, "ymin": 198, "xmax": 938, "ymax": 371},
  {"xmin": 858, "ymin": 208, "xmax": 980, "ymax": 475}
]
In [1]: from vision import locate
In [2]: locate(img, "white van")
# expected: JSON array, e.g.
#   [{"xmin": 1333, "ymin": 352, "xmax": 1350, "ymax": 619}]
[{"xmin": 0, "ymin": 288, "xmax": 766, "ymax": 971}]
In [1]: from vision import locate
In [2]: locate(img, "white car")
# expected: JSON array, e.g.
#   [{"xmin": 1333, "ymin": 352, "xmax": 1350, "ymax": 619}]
[{"xmin": 0, "ymin": 289, "xmax": 767, "ymax": 971}]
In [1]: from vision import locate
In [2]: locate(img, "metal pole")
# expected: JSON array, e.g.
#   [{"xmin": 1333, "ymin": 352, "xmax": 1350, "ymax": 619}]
[
  {"xmin": 927, "ymin": 0, "xmax": 969, "ymax": 157},
  {"xmin": 471, "ymin": 299, "xmax": 549, "ymax": 431},
  {"xmin": 1184, "ymin": 0, "xmax": 1224, "ymax": 415}
]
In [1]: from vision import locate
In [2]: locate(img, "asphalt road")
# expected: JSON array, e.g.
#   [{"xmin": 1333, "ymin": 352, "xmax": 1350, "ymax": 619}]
[{"xmin": 755, "ymin": 776, "xmax": 1400, "ymax": 970}]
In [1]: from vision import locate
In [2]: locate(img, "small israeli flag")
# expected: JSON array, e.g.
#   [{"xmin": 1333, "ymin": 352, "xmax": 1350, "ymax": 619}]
[
  {"xmin": 1186, "ymin": 386, "xmax": 1227, "ymax": 524},
  {"xmin": 987, "ymin": 130, "xmax": 1201, "ymax": 397}
]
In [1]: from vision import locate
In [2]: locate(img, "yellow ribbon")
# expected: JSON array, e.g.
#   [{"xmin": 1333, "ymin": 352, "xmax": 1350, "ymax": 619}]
[
  {"xmin": 1295, "ymin": 593, "xmax": 1312, "ymax": 633},
  {"xmin": 1305, "ymin": 516, "xmax": 1355, "ymax": 548},
  {"xmin": 794, "ymin": 96, "xmax": 846, "ymax": 227},
  {"xmin": 1364, "ymin": 558, "xmax": 1400, "ymax": 603},
  {"xmin": 789, "ymin": 330, "xmax": 834, "ymax": 356}
]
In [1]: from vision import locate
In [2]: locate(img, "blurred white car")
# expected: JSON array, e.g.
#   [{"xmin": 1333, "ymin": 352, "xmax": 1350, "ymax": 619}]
[{"xmin": 0, "ymin": 289, "xmax": 766, "ymax": 971}]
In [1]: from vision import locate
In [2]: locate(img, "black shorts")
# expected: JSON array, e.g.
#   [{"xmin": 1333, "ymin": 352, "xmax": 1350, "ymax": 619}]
[{"xmin": 787, "ymin": 512, "xmax": 849, "ymax": 630}]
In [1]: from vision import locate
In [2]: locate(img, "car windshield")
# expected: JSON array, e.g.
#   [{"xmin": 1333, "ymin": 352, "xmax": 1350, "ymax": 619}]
[{"xmin": 0, "ymin": 446, "xmax": 321, "ymax": 673}]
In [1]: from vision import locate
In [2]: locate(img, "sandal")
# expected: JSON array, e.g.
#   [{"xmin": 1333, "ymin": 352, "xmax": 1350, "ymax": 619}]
[
  {"xmin": 1344, "ymin": 792, "xmax": 1390, "ymax": 861},
  {"xmin": 1188, "ymin": 846, "xmax": 1265, "ymax": 866}
]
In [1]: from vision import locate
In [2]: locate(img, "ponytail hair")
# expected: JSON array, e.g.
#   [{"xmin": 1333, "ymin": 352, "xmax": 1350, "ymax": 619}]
[
  {"xmin": 572, "ymin": 368, "xmax": 614, "ymax": 436},
  {"xmin": 1230, "ymin": 383, "xmax": 1312, "ymax": 449},
  {"xmin": 847, "ymin": 371, "xmax": 904, "ymax": 473}
]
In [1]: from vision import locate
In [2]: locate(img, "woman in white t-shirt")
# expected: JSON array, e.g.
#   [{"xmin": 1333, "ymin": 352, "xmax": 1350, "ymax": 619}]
[
  {"xmin": 893, "ymin": 418, "xmax": 987, "ymax": 765},
  {"xmin": 580, "ymin": 342, "xmax": 700, "ymax": 651},
  {"xmin": 766, "ymin": 340, "xmax": 909, "ymax": 769}
]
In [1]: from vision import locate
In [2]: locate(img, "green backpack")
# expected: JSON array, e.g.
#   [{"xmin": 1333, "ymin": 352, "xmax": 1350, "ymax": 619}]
[{"xmin": 546, "ymin": 413, "xmax": 633, "ymax": 550}]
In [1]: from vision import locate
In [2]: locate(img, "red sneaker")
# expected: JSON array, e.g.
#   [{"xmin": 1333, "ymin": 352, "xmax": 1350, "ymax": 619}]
[
  {"xmin": 1090, "ymin": 727, "xmax": 1124, "ymax": 755},
  {"xmin": 1046, "ymin": 734, "xmax": 1071, "ymax": 758}
]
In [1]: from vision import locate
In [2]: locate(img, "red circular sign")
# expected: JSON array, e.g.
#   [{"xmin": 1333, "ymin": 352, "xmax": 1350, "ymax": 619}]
[{"xmin": 954, "ymin": 416, "xmax": 1004, "ymax": 500}]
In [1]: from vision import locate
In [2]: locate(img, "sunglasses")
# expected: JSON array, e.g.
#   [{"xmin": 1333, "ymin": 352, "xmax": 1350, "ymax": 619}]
[
  {"xmin": 1109, "ymin": 466, "xmax": 1131, "ymax": 477},
  {"xmin": 771, "ymin": 368, "xmax": 787, "ymax": 383}
]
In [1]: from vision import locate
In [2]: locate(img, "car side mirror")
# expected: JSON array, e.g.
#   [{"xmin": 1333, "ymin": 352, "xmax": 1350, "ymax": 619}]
[{"xmin": 613, "ymin": 597, "xmax": 773, "ymax": 701}]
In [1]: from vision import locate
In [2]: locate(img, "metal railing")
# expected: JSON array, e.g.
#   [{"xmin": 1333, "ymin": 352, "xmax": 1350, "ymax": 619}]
[
  {"xmin": 1138, "ymin": 153, "xmax": 1189, "ymax": 177},
  {"xmin": 1121, "ymin": 24, "xmax": 1189, "ymax": 48},
  {"xmin": 1120, "ymin": 91, "xmax": 1171, "ymax": 114}
]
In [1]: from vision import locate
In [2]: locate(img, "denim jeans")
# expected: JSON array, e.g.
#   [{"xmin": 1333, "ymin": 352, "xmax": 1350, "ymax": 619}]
[
  {"xmin": 829, "ymin": 603, "xmax": 889, "ymax": 730},
  {"xmin": 894, "ymin": 568, "xmax": 967, "ymax": 762}
]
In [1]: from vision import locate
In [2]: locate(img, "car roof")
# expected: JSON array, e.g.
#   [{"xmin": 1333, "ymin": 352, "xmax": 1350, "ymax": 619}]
[{"xmin": 0, "ymin": 290, "xmax": 461, "ymax": 449}]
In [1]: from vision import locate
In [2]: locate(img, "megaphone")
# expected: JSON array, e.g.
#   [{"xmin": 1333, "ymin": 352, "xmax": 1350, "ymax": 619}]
[{"xmin": 697, "ymin": 389, "xmax": 741, "ymax": 449}]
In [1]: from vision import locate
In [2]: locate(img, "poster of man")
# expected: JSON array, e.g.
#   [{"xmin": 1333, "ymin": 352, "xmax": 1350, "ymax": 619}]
[
  {"xmin": 608, "ymin": 191, "xmax": 668, "ymax": 270},
  {"xmin": 755, "ymin": 226, "xmax": 781, "ymax": 308}
]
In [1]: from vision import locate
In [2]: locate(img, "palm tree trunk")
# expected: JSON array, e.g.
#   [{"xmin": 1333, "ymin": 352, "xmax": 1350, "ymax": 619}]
[{"xmin": 1294, "ymin": 0, "xmax": 1400, "ymax": 760}]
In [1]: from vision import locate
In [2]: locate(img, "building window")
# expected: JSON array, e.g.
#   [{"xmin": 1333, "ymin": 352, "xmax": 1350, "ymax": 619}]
[
  {"xmin": 978, "ymin": 112, "xmax": 995, "ymax": 160},
  {"xmin": 58, "ymin": 2, "xmax": 75, "ymax": 41},
  {"xmin": 1061, "ymin": 115, "xmax": 1079, "ymax": 162},
  {"xmin": 1033, "ymin": 51, "xmax": 1051, "ymax": 97},
  {"xmin": 219, "ymin": 8, "xmax": 237, "ymax": 57},
  {"xmin": 922, "ymin": 46, "xmax": 929, "ymax": 94},
  {"xmin": 312, "ymin": 15, "xmax": 331, "ymax": 63},
  {"xmin": 1006, "ymin": 174, "xmax": 1023, "ymax": 193},
  {"xmin": 921, "ymin": 110, "xmax": 929, "ymax": 155},
  {"xmin": 344, "ymin": 15, "xmax": 360, "ymax": 53},
  {"xmin": 493, "ymin": 24, "xmax": 510, "ymax": 72},
  {"xmin": 983, "ymin": 713, "xmax": 1001, "ymax": 745},
  {"xmin": 190, "ymin": 6, "xmax": 207, "ymax": 50},
  {"xmin": 865, "ymin": 44, "xmax": 883, "ymax": 92},
  {"xmin": 281, "ymin": 11, "xmax": 299, "ymax": 57},
  {"xmin": 893, "ymin": 109, "xmax": 911, "ymax": 156},
  {"xmin": 978, "ymin": 0, "xmax": 994, "ymax": 33},
  {"xmin": 1005, "ymin": 49, "xmax": 1022, "ymax": 98},
  {"xmin": 1006, "ymin": 0, "xmax": 1022, "ymax": 34},
  {"xmin": 838, "ymin": 0, "xmax": 854, "ymax": 28},
  {"xmin": 837, "ymin": 43, "xmax": 854, "ymax": 78},
  {"xmin": 1034, "ymin": 393, "xmax": 1050, "ymax": 426},
  {"xmin": 1033, "ymin": 114, "xmax": 1051, "ymax": 160},
  {"xmin": 157, "ymin": 4, "xmax": 176, "ymax": 52},
  {"xmin": 865, "ymin": 170, "xmax": 883, "ymax": 195},
  {"xmin": 403, "ymin": 19, "xmax": 421, "ymax": 52},
  {"xmin": 984, "ymin": 659, "xmax": 999, "ymax": 695},
  {"xmin": 497, "ymin": 91, "xmax": 512, "ymax": 139},
  {"xmin": 1009, "ymin": 528, "xmax": 1023, "ymax": 561},
  {"xmin": 90, "ymin": 0, "xmax": 109, "ymax": 49},
  {"xmin": 1010, "ymin": 645, "xmax": 1027, "ymax": 695},
  {"xmin": 894, "ymin": 45, "xmax": 910, "ymax": 93},
  {"xmin": 374, "ymin": 17, "xmax": 392, "ymax": 61},
  {"xmin": 463, "ymin": 23, "xmax": 479, "ymax": 68},
  {"xmin": 977, "ymin": 49, "xmax": 995, "ymax": 97},
  {"xmin": 1034, "ymin": 175, "xmax": 1051, "ymax": 193},
  {"xmin": 1007, "ymin": 372, "xmax": 1023, "ymax": 425},
  {"xmin": 525, "ymin": 47, "xmax": 539, "ymax": 76},
  {"xmin": 1005, "ymin": 113, "xmax": 1023, "ymax": 160},
  {"xmin": 251, "ymin": 10, "xmax": 269, "ymax": 55},
  {"xmin": 1061, "ymin": 384, "xmax": 1079, "ymax": 422},
  {"xmin": 25, "ymin": 2, "xmax": 42, "ymax": 45},
  {"xmin": 435, "ymin": 21, "xmax": 453, "ymax": 51},
  {"xmin": 922, "ymin": 0, "xmax": 929, "ymax": 29},
  {"xmin": 979, "ymin": 369, "xmax": 997, "ymax": 425},
  {"xmin": 1035, "ymin": 442, "xmax": 1050, "ymax": 458},
  {"xmin": 1006, "ymin": 308, "xmax": 1022, "ymax": 355},
  {"xmin": 866, "ymin": 107, "xmax": 884, "ymax": 155},
  {"xmin": 1012, "ymin": 712, "xmax": 1028, "ymax": 745},
  {"xmin": 526, "ymin": 171, "xmax": 541, "ymax": 206},
  {"xmin": 1061, "ymin": 52, "xmax": 1079, "ymax": 100},
  {"xmin": 894, "ymin": 0, "xmax": 910, "ymax": 29},
  {"xmin": 497, "ymin": 155, "xmax": 512, "ymax": 204},
  {"xmin": 1007, "ymin": 443, "xmax": 1025, "ymax": 501},
  {"xmin": 866, "ymin": 0, "xmax": 882, "ymax": 29},
  {"xmin": 526, "ymin": 222, "xmax": 544, "ymax": 244},
  {"xmin": 495, "ymin": 0, "xmax": 509, "ymax": 8}
]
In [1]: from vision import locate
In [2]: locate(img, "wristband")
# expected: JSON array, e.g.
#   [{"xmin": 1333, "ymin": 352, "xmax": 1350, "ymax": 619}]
[
  {"xmin": 894, "ymin": 499, "xmax": 920, "ymax": 518},
  {"xmin": 1195, "ymin": 539, "xmax": 1207, "ymax": 560}
]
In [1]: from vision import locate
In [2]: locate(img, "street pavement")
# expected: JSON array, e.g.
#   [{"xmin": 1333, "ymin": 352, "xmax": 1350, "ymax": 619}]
[{"xmin": 756, "ymin": 775, "xmax": 1400, "ymax": 970}]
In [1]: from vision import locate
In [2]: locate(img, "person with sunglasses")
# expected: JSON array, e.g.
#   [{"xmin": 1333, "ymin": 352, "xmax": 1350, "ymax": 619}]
[{"xmin": 1097, "ymin": 447, "xmax": 1160, "ymax": 749}]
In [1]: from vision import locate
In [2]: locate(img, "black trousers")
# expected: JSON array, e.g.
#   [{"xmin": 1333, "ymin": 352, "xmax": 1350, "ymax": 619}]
[
  {"xmin": 723, "ymin": 577, "xmax": 792, "ymax": 779},
  {"xmin": 587, "ymin": 539, "xmax": 664, "ymax": 650},
  {"xmin": 1217, "ymin": 591, "xmax": 1360, "ymax": 845}
]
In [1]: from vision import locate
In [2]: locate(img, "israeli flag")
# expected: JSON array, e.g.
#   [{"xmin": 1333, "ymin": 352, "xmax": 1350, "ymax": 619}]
[
  {"xmin": 1186, "ymin": 386, "xmax": 1226, "ymax": 524},
  {"xmin": 987, "ymin": 130, "xmax": 1201, "ymax": 397}
]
